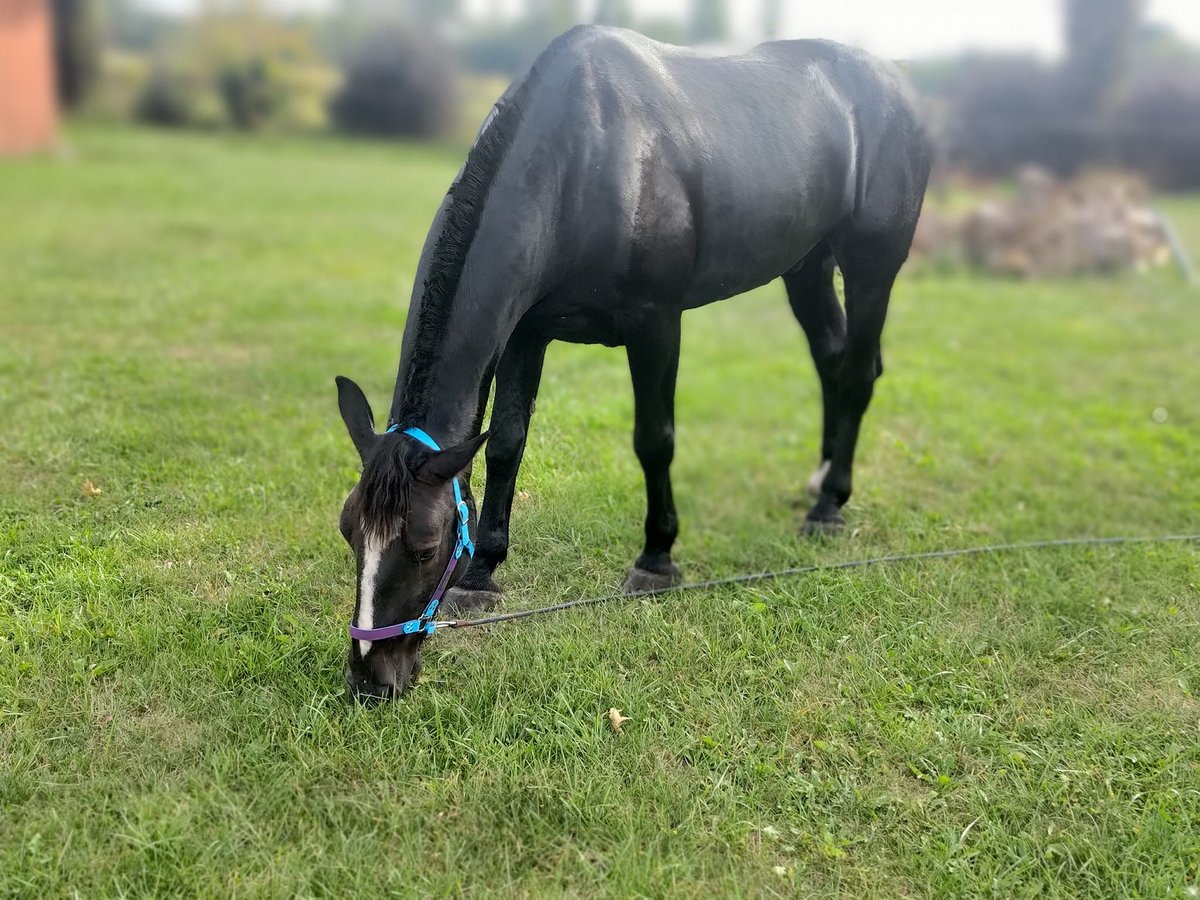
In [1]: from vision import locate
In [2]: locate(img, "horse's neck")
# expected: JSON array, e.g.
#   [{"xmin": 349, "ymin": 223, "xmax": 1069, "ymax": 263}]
[
  {"xmin": 387, "ymin": 270, "xmax": 519, "ymax": 446},
  {"xmin": 386, "ymin": 97, "xmax": 550, "ymax": 445}
]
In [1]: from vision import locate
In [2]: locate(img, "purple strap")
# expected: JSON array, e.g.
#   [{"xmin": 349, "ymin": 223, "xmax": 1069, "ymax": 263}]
[{"xmin": 348, "ymin": 541, "xmax": 462, "ymax": 641}]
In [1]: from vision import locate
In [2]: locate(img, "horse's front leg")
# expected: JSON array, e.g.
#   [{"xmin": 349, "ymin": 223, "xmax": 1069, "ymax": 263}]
[
  {"xmin": 623, "ymin": 313, "xmax": 684, "ymax": 594},
  {"xmin": 447, "ymin": 330, "xmax": 548, "ymax": 612}
]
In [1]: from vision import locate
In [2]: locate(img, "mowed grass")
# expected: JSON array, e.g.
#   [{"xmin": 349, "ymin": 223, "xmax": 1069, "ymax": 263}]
[{"xmin": 1, "ymin": 126, "xmax": 1199, "ymax": 897}]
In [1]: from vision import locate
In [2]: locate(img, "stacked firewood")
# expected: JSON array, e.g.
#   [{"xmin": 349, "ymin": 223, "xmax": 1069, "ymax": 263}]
[{"xmin": 913, "ymin": 167, "xmax": 1175, "ymax": 278}]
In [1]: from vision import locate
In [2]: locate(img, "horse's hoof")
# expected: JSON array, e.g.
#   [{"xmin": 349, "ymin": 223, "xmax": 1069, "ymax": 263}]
[
  {"xmin": 622, "ymin": 564, "xmax": 682, "ymax": 595},
  {"xmin": 802, "ymin": 513, "xmax": 845, "ymax": 536},
  {"xmin": 442, "ymin": 586, "xmax": 502, "ymax": 616},
  {"xmin": 806, "ymin": 461, "xmax": 831, "ymax": 499}
]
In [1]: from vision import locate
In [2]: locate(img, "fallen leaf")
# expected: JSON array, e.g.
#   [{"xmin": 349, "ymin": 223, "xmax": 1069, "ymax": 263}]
[
  {"xmin": 81, "ymin": 478, "xmax": 102, "ymax": 497},
  {"xmin": 607, "ymin": 708, "xmax": 630, "ymax": 733},
  {"xmin": 517, "ymin": 490, "xmax": 531, "ymax": 501}
]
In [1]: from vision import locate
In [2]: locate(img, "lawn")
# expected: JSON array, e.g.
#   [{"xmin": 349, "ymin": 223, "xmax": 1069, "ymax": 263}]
[{"xmin": 1, "ymin": 126, "xmax": 1198, "ymax": 897}]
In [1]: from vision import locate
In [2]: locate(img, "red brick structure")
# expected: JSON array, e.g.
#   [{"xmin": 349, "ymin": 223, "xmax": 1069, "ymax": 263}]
[{"xmin": 0, "ymin": 0, "xmax": 59, "ymax": 155}]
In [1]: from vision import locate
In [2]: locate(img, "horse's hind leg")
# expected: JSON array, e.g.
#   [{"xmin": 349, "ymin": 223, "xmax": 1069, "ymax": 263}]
[
  {"xmin": 803, "ymin": 231, "xmax": 904, "ymax": 533},
  {"xmin": 783, "ymin": 241, "xmax": 846, "ymax": 504},
  {"xmin": 448, "ymin": 327, "xmax": 549, "ymax": 611},
  {"xmin": 623, "ymin": 312, "xmax": 684, "ymax": 594}
]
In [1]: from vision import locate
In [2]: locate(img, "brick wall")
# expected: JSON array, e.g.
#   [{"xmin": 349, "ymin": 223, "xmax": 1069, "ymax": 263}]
[{"xmin": 0, "ymin": 0, "xmax": 59, "ymax": 155}]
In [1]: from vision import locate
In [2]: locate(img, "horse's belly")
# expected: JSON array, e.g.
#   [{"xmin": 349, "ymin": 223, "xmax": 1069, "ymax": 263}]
[
  {"xmin": 679, "ymin": 149, "xmax": 850, "ymax": 307},
  {"xmin": 682, "ymin": 209, "xmax": 833, "ymax": 308},
  {"xmin": 525, "ymin": 293, "xmax": 625, "ymax": 346}
]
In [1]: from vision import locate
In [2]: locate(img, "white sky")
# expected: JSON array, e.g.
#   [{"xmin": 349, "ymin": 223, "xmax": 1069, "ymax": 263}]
[{"xmin": 143, "ymin": 0, "xmax": 1200, "ymax": 61}]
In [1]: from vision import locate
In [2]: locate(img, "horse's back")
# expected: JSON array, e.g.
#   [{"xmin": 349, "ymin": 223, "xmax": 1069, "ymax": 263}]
[
  {"xmin": 501, "ymin": 28, "xmax": 930, "ymax": 312},
  {"xmin": 533, "ymin": 27, "xmax": 927, "ymax": 199}
]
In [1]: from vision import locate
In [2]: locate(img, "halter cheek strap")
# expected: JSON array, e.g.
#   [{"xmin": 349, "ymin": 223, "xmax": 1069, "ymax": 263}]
[{"xmin": 347, "ymin": 426, "xmax": 474, "ymax": 642}]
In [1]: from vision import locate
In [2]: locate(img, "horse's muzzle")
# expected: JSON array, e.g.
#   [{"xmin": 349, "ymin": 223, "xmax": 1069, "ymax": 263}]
[{"xmin": 347, "ymin": 640, "xmax": 422, "ymax": 703}]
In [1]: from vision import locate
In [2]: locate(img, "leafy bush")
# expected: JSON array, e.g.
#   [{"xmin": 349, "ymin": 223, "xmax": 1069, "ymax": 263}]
[
  {"xmin": 1111, "ymin": 71, "xmax": 1200, "ymax": 189},
  {"xmin": 134, "ymin": 64, "xmax": 196, "ymax": 127},
  {"xmin": 946, "ymin": 56, "xmax": 1200, "ymax": 189},
  {"xmin": 87, "ymin": 52, "xmax": 149, "ymax": 123},
  {"xmin": 217, "ymin": 58, "xmax": 284, "ymax": 131},
  {"xmin": 328, "ymin": 28, "xmax": 459, "ymax": 139},
  {"xmin": 132, "ymin": 6, "xmax": 326, "ymax": 132},
  {"xmin": 944, "ymin": 58, "xmax": 1085, "ymax": 178}
]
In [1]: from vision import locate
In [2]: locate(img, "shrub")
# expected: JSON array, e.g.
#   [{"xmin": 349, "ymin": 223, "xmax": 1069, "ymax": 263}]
[
  {"xmin": 133, "ymin": 6, "xmax": 324, "ymax": 131},
  {"xmin": 134, "ymin": 64, "xmax": 196, "ymax": 127},
  {"xmin": 945, "ymin": 55, "xmax": 1200, "ymax": 189},
  {"xmin": 1111, "ymin": 71, "xmax": 1200, "ymax": 189},
  {"xmin": 328, "ymin": 28, "xmax": 459, "ymax": 139},
  {"xmin": 88, "ymin": 51, "xmax": 149, "ymax": 123},
  {"xmin": 217, "ymin": 57, "xmax": 284, "ymax": 131},
  {"xmin": 944, "ymin": 58, "xmax": 1084, "ymax": 178}
]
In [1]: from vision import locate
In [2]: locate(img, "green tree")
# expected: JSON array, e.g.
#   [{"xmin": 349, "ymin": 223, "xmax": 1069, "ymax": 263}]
[
  {"xmin": 51, "ymin": 0, "xmax": 103, "ymax": 108},
  {"xmin": 217, "ymin": 57, "xmax": 282, "ymax": 130},
  {"xmin": 593, "ymin": 0, "xmax": 633, "ymax": 28},
  {"xmin": 1061, "ymin": 0, "xmax": 1145, "ymax": 111},
  {"xmin": 762, "ymin": 0, "xmax": 782, "ymax": 40},
  {"xmin": 687, "ymin": 0, "xmax": 727, "ymax": 45}
]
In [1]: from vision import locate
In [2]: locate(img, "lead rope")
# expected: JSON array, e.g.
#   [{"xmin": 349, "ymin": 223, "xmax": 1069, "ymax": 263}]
[{"xmin": 435, "ymin": 533, "xmax": 1200, "ymax": 630}]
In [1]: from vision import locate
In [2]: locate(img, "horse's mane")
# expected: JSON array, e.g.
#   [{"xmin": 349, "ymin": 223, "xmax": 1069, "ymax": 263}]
[
  {"xmin": 396, "ymin": 75, "xmax": 536, "ymax": 421},
  {"xmin": 360, "ymin": 77, "xmax": 540, "ymax": 542}
]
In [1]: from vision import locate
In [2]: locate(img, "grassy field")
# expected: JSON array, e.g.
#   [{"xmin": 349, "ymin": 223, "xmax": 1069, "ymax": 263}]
[{"xmin": 2, "ymin": 126, "xmax": 1199, "ymax": 897}]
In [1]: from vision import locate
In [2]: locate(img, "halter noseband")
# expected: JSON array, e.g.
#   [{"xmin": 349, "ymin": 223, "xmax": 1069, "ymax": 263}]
[{"xmin": 347, "ymin": 426, "xmax": 474, "ymax": 642}]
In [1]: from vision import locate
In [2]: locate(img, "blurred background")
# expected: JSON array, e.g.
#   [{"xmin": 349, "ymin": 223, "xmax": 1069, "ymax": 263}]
[
  {"xmin": 6, "ymin": 8, "xmax": 1200, "ymax": 891},
  {"xmin": 3, "ymin": 0, "xmax": 1199, "ymax": 278}
]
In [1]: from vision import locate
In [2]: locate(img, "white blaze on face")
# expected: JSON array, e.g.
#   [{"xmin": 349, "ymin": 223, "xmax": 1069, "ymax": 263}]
[{"xmin": 356, "ymin": 535, "xmax": 386, "ymax": 657}]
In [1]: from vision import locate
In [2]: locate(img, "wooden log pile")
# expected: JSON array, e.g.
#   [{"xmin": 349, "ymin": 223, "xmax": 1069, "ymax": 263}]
[{"xmin": 913, "ymin": 168, "xmax": 1175, "ymax": 278}]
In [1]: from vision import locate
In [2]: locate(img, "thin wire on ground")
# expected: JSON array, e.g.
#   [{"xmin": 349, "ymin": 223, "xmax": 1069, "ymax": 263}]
[{"xmin": 440, "ymin": 533, "xmax": 1200, "ymax": 630}]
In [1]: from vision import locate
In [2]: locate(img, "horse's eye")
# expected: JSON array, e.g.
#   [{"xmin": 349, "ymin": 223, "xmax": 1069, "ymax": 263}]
[{"xmin": 414, "ymin": 548, "xmax": 437, "ymax": 563}]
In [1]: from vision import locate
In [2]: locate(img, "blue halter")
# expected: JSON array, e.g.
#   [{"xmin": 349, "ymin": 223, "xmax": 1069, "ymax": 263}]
[
  {"xmin": 393, "ymin": 425, "xmax": 475, "ymax": 559},
  {"xmin": 347, "ymin": 425, "xmax": 474, "ymax": 641}
]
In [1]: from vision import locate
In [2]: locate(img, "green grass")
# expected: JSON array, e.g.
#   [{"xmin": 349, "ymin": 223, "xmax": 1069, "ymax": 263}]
[{"xmin": 2, "ymin": 126, "xmax": 1199, "ymax": 897}]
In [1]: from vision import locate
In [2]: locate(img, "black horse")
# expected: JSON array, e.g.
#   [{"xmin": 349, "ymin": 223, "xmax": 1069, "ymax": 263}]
[{"xmin": 335, "ymin": 26, "xmax": 931, "ymax": 699}]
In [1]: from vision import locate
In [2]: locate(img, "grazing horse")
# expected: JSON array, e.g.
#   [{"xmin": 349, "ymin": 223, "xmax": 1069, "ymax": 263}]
[{"xmin": 335, "ymin": 26, "xmax": 931, "ymax": 699}]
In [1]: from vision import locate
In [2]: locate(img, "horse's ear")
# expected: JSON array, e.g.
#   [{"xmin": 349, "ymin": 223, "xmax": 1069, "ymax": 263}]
[
  {"xmin": 415, "ymin": 432, "xmax": 489, "ymax": 484},
  {"xmin": 335, "ymin": 376, "xmax": 379, "ymax": 464}
]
